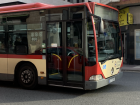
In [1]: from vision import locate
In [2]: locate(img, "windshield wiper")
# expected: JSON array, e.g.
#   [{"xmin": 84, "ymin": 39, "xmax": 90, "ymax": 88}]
[
  {"xmin": 101, "ymin": 54, "xmax": 117, "ymax": 64},
  {"xmin": 101, "ymin": 54, "xmax": 121, "ymax": 64}
]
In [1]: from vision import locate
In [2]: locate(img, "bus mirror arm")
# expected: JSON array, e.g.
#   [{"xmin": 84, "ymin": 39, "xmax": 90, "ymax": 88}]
[
  {"xmin": 100, "ymin": 18, "xmax": 104, "ymax": 34},
  {"xmin": 87, "ymin": 11, "xmax": 101, "ymax": 19},
  {"xmin": 87, "ymin": 12, "xmax": 104, "ymax": 34}
]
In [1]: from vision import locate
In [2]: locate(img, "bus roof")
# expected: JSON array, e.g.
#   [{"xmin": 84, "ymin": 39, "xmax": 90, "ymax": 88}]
[
  {"xmin": 0, "ymin": 2, "xmax": 118, "ymax": 14},
  {"xmin": 0, "ymin": 3, "xmax": 54, "ymax": 13}
]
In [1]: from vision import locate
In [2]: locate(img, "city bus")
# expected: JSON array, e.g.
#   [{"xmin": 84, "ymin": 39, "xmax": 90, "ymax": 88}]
[{"xmin": 0, "ymin": 2, "xmax": 123, "ymax": 90}]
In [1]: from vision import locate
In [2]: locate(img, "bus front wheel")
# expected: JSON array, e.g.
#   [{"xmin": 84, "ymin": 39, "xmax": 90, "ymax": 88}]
[{"xmin": 18, "ymin": 63, "xmax": 38, "ymax": 89}]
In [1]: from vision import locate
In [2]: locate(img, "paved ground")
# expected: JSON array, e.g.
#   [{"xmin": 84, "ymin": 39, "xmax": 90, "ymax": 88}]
[
  {"xmin": 121, "ymin": 64, "xmax": 140, "ymax": 71},
  {"xmin": 0, "ymin": 72, "xmax": 139, "ymax": 105}
]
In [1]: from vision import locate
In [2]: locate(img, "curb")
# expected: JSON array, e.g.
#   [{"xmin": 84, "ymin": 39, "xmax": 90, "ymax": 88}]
[{"xmin": 121, "ymin": 69, "xmax": 140, "ymax": 72}]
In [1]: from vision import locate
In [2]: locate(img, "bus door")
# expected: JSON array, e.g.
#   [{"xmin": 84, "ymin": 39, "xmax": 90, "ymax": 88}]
[
  {"xmin": 66, "ymin": 20, "xmax": 84, "ymax": 85},
  {"xmin": 46, "ymin": 20, "xmax": 84, "ymax": 88}
]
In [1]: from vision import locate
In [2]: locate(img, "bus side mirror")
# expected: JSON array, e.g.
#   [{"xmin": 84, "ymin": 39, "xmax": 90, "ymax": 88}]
[
  {"xmin": 87, "ymin": 12, "xmax": 104, "ymax": 34},
  {"xmin": 100, "ymin": 19, "xmax": 104, "ymax": 34}
]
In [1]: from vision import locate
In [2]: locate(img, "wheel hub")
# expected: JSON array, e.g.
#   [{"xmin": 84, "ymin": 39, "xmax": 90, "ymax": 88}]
[{"xmin": 21, "ymin": 70, "xmax": 33, "ymax": 84}]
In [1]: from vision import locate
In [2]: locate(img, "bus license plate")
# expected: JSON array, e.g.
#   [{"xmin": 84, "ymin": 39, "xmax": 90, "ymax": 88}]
[{"xmin": 109, "ymin": 78, "xmax": 115, "ymax": 83}]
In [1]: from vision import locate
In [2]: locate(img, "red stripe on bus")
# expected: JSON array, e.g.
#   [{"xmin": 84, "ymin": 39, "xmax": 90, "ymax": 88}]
[
  {"xmin": 8, "ymin": 54, "xmax": 42, "ymax": 59},
  {"xmin": 0, "ymin": 54, "xmax": 8, "ymax": 58}
]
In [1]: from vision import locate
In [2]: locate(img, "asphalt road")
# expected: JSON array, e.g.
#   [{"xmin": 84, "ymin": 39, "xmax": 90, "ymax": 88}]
[{"xmin": 0, "ymin": 71, "xmax": 140, "ymax": 105}]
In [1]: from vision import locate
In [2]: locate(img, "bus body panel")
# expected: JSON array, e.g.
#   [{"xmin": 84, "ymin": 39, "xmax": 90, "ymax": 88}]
[
  {"xmin": 99, "ymin": 58, "xmax": 123, "ymax": 78},
  {"xmin": 7, "ymin": 56, "xmax": 46, "ymax": 80},
  {"xmin": 85, "ymin": 63, "xmax": 105, "ymax": 81},
  {"xmin": 0, "ymin": 56, "xmax": 7, "ymax": 74},
  {"xmin": 8, "ymin": 59, "xmax": 46, "ymax": 77},
  {"xmin": 0, "ymin": 55, "xmax": 8, "ymax": 80},
  {"xmin": 85, "ymin": 71, "xmax": 123, "ymax": 90},
  {"xmin": 0, "ymin": 58, "xmax": 7, "ymax": 74}
]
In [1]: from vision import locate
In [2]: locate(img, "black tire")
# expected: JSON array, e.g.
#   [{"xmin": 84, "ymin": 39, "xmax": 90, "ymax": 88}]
[{"xmin": 18, "ymin": 63, "xmax": 38, "ymax": 89}]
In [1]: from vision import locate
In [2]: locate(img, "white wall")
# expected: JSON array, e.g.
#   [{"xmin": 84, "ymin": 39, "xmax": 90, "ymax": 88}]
[
  {"xmin": 0, "ymin": 0, "xmax": 100, "ymax": 5},
  {"xmin": 21, "ymin": 0, "xmax": 71, "ymax": 5},
  {"xmin": 85, "ymin": 0, "xmax": 100, "ymax": 2},
  {"xmin": 100, "ymin": 0, "xmax": 120, "ymax": 4},
  {"xmin": 0, "ymin": 0, "xmax": 17, "ymax": 4},
  {"xmin": 0, "ymin": 0, "xmax": 71, "ymax": 5},
  {"xmin": 69, "ymin": 0, "xmax": 100, "ymax": 3},
  {"xmin": 72, "ymin": 0, "xmax": 77, "ymax": 3},
  {"xmin": 129, "ymin": 6, "xmax": 140, "ymax": 24}
]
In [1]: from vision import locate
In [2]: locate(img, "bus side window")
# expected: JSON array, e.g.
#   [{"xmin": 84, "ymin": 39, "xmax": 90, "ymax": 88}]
[
  {"xmin": 8, "ymin": 32, "xmax": 28, "ymax": 54},
  {"xmin": 27, "ymin": 31, "xmax": 44, "ymax": 55},
  {"xmin": 0, "ymin": 33, "xmax": 6, "ymax": 53}
]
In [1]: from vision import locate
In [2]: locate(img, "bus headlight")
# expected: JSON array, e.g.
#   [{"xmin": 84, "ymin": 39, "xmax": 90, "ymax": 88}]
[{"xmin": 89, "ymin": 75, "xmax": 103, "ymax": 81}]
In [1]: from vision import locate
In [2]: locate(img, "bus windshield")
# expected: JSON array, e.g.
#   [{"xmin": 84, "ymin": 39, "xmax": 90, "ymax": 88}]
[
  {"xmin": 86, "ymin": 5, "xmax": 121, "ymax": 63},
  {"xmin": 97, "ymin": 20, "xmax": 121, "ymax": 62}
]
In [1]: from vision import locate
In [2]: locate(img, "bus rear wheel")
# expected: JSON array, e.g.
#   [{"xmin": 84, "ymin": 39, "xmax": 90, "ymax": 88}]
[{"xmin": 18, "ymin": 63, "xmax": 38, "ymax": 89}]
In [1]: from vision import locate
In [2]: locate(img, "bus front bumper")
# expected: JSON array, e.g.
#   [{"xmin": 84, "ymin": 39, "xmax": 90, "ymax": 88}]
[{"xmin": 85, "ymin": 71, "xmax": 123, "ymax": 90}]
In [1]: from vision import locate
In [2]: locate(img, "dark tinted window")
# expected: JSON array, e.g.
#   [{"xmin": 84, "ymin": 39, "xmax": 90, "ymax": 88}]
[
  {"xmin": 47, "ymin": 48, "xmax": 62, "ymax": 55},
  {"xmin": 0, "ymin": 33, "xmax": 6, "ymax": 53}
]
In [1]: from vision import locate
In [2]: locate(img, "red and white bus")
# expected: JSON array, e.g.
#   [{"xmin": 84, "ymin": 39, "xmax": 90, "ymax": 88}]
[{"xmin": 0, "ymin": 2, "xmax": 123, "ymax": 90}]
